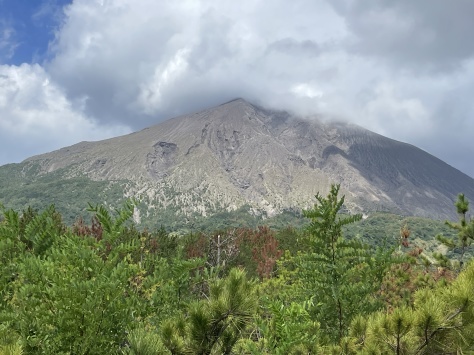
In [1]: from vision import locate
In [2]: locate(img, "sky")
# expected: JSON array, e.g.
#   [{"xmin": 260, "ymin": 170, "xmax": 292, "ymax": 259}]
[{"xmin": 0, "ymin": 0, "xmax": 473, "ymax": 178}]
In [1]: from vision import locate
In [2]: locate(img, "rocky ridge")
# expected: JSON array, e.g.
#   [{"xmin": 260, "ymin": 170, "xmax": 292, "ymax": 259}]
[{"xmin": 21, "ymin": 98, "xmax": 474, "ymax": 220}]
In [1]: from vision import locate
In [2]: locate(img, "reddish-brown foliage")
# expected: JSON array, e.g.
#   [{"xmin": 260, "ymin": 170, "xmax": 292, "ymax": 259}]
[
  {"xmin": 73, "ymin": 216, "xmax": 103, "ymax": 241},
  {"xmin": 241, "ymin": 226, "xmax": 283, "ymax": 279},
  {"xmin": 380, "ymin": 224, "xmax": 455, "ymax": 310}
]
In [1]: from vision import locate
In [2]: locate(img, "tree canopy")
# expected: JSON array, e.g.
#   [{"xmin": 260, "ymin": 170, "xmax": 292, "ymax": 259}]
[{"xmin": 0, "ymin": 185, "xmax": 472, "ymax": 353}]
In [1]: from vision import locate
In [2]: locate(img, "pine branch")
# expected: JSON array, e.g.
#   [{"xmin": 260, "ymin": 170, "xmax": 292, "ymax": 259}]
[{"xmin": 414, "ymin": 300, "xmax": 468, "ymax": 354}]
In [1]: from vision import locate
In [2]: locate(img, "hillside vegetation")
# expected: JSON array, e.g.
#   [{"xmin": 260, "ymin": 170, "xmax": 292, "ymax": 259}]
[
  {"xmin": 0, "ymin": 161, "xmax": 458, "ymax": 241},
  {"xmin": 0, "ymin": 185, "xmax": 473, "ymax": 353}
]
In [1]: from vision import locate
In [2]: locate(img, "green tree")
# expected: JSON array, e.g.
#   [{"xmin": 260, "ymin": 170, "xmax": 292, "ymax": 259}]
[
  {"xmin": 237, "ymin": 297, "xmax": 320, "ymax": 354},
  {"xmin": 0, "ymin": 201, "xmax": 204, "ymax": 354},
  {"xmin": 437, "ymin": 193, "xmax": 474, "ymax": 270},
  {"xmin": 7, "ymin": 233, "xmax": 142, "ymax": 354},
  {"xmin": 297, "ymin": 184, "xmax": 392, "ymax": 343},
  {"xmin": 161, "ymin": 268, "xmax": 257, "ymax": 354},
  {"xmin": 348, "ymin": 259, "xmax": 474, "ymax": 354},
  {"xmin": 123, "ymin": 327, "xmax": 168, "ymax": 355}
]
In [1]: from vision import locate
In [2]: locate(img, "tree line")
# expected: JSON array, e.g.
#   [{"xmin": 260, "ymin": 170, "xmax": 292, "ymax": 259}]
[{"xmin": 0, "ymin": 185, "xmax": 473, "ymax": 354}]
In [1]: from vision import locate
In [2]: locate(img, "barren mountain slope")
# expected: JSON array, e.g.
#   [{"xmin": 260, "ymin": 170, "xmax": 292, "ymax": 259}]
[{"xmin": 19, "ymin": 99, "xmax": 474, "ymax": 220}]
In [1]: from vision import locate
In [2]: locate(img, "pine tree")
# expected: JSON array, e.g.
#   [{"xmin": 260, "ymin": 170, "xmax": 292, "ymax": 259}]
[
  {"xmin": 348, "ymin": 259, "xmax": 474, "ymax": 354},
  {"xmin": 436, "ymin": 193, "xmax": 474, "ymax": 270},
  {"xmin": 161, "ymin": 268, "xmax": 257, "ymax": 354},
  {"xmin": 297, "ymin": 184, "xmax": 392, "ymax": 342}
]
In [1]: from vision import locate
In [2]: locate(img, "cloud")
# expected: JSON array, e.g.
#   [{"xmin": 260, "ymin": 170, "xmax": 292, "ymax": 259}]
[
  {"xmin": 361, "ymin": 83, "xmax": 432, "ymax": 137},
  {"xmin": 46, "ymin": 0, "xmax": 345, "ymax": 126},
  {"xmin": 135, "ymin": 48, "xmax": 191, "ymax": 115},
  {"xmin": 291, "ymin": 83, "xmax": 324, "ymax": 100},
  {"xmin": 266, "ymin": 38, "xmax": 321, "ymax": 57},
  {"xmin": 330, "ymin": 0, "xmax": 474, "ymax": 72},
  {"xmin": 0, "ymin": 0, "xmax": 473, "ymax": 179},
  {"xmin": 0, "ymin": 63, "xmax": 129, "ymax": 164}
]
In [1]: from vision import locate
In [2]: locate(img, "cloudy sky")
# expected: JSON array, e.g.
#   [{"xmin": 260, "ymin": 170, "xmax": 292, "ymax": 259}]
[{"xmin": 1, "ymin": 0, "xmax": 473, "ymax": 178}]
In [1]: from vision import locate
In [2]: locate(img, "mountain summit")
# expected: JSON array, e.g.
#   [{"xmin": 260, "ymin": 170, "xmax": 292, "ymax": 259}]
[{"xmin": 5, "ymin": 99, "xmax": 474, "ymax": 221}]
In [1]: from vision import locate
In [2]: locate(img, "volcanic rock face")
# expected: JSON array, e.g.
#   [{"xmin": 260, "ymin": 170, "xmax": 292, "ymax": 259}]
[
  {"xmin": 146, "ymin": 141, "xmax": 179, "ymax": 179},
  {"xmin": 22, "ymin": 98, "xmax": 474, "ymax": 220}
]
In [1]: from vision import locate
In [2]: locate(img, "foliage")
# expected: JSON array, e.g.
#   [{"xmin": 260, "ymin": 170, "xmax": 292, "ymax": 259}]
[
  {"xmin": 0, "ymin": 186, "xmax": 472, "ymax": 353},
  {"xmin": 161, "ymin": 268, "xmax": 257, "ymax": 354},
  {"xmin": 0, "ymin": 202, "xmax": 205, "ymax": 354},
  {"xmin": 0, "ymin": 325, "xmax": 22, "ymax": 355},
  {"xmin": 227, "ymin": 226, "xmax": 283, "ymax": 279},
  {"xmin": 373, "ymin": 223, "xmax": 452, "ymax": 311},
  {"xmin": 0, "ymin": 201, "xmax": 148, "ymax": 353},
  {"xmin": 182, "ymin": 227, "xmax": 283, "ymax": 279},
  {"xmin": 122, "ymin": 327, "xmax": 168, "ymax": 355},
  {"xmin": 0, "ymin": 163, "xmax": 125, "ymax": 224},
  {"xmin": 346, "ymin": 259, "xmax": 474, "ymax": 354},
  {"xmin": 436, "ymin": 193, "xmax": 474, "ymax": 271},
  {"xmin": 297, "ymin": 184, "xmax": 393, "ymax": 342},
  {"xmin": 238, "ymin": 297, "xmax": 320, "ymax": 354},
  {"xmin": 344, "ymin": 212, "xmax": 457, "ymax": 254}
]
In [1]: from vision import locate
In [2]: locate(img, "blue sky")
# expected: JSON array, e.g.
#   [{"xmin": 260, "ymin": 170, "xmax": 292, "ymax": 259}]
[
  {"xmin": 0, "ymin": 0, "xmax": 473, "ymax": 179},
  {"xmin": 0, "ymin": 0, "xmax": 71, "ymax": 64}
]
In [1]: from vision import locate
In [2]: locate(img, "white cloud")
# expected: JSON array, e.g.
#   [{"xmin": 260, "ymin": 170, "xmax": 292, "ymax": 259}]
[
  {"xmin": 361, "ymin": 83, "xmax": 432, "ymax": 139},
  {"xmin": 291, "ymin": 83, "xmax": 324, "ymax": 99},
  {"xmin": 135, "ymin": 48, "xmax": 191, "ymax": 115},
  {"xmin": 0, "ymin": 0, "xmax": 473, "ymax": 178},
  {"xmin": 45, "ymin": 0, "xmax": 348, "ymax": 125},
  {"xmin": 0, "ymin": 63, "xmax": 129, "ymax": 163}
]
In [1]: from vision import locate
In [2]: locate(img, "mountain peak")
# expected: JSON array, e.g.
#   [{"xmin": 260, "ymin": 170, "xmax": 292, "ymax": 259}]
[
  {"xmin": 220, "ymin": 97, "xmax": 248, "ymax": 105},
  {"xmin": 12, "ymin": 100, "xmax": 474, "ymax": 221}
]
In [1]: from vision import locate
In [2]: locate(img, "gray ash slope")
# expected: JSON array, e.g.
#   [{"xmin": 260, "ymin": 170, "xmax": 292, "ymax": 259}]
[{"xmin": 19, "ymin": 99, "xmax": 474, "ymax": 220}]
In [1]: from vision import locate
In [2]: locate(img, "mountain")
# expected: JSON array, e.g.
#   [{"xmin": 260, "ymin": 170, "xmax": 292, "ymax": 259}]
[{"xmin": 1, "ymin": 98, "xmax": 473, "ymax": 224}]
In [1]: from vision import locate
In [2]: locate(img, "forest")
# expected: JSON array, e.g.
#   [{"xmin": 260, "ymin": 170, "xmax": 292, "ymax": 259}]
[{"xmin": 1, "ymin": 184, "xmax": 474, "ymax": 354}]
